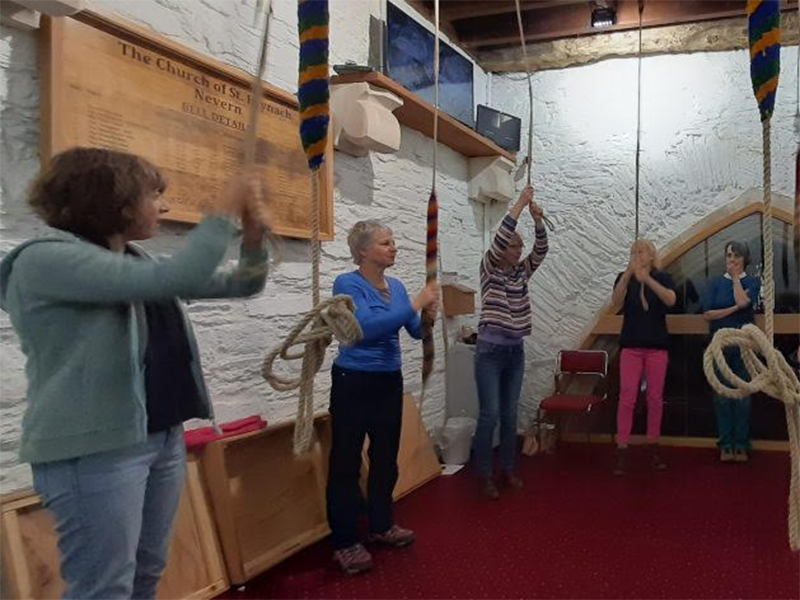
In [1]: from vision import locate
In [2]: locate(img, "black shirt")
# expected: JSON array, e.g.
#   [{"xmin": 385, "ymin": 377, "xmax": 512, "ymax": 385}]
[
  {"xmin": 614, "ymin": 270, "xmax": 675, "ymax": 350},
  {"xmin": 143, "ymin": 299, "xmax": 206, "ymax": 433}
]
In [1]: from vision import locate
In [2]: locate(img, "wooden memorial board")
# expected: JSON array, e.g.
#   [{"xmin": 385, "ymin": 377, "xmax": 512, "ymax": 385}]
[{"xmin": 40, "ymin": 11, "xmax": 333, "ymax": 240}]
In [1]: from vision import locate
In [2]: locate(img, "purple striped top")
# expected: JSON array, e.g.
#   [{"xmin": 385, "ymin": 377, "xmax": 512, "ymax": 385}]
[{"xmin": 478, "ymin": 214, "xmax": 548, "ymax": 342}]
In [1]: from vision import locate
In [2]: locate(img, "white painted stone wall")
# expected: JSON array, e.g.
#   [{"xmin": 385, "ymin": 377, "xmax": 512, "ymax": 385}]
[
  {"xmin": 0, "ymin": 0, "xmax": 485, "ymax": 491},
  {"xmin": 489, "ymin": 49, "xmax": 798, "ymax": 423}
]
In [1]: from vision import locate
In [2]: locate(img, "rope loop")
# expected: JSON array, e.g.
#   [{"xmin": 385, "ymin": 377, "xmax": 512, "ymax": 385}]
[
  {"xmin": 262, "ymin": 295, "xmax": 361, "ymax": 393},
  {"xmin": 703, "ymin": 324, "xmax": 800, "ymax": 405}
]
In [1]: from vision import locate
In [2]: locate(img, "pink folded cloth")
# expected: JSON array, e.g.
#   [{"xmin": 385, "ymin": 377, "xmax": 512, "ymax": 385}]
[{"xmin": 184, "ymin": 415, "xmax": 267, "ymax": 452}]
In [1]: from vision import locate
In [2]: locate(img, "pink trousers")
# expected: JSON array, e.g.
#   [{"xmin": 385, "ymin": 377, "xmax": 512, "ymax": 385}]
[{"xmin": 616, "ymin": 348, "xmax": 669, "ymax": 445}]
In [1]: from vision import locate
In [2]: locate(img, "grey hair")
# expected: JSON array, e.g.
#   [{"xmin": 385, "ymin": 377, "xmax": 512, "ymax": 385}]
[
  {"xmin": 725, "ymin": 240, "xmax": 751, "ymax": 267},
  {"xmin": 347, "ymin": 220, "xmax": 391, "ymax": 265}
]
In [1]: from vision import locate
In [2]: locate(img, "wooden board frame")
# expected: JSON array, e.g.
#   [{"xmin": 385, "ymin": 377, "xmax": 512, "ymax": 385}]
[
  {"xmin": 40, "ymin": 10, "xmax": 334, "ymax": 240},
  {"xmin": 0, "ymin": 456, "xmax": 228, "ymax": 600},
  {"xmin": 201, "ymin": 400, "xmax": 440, "ymax": 585},
  {"xmin": 201, "ymin": 416, "xmax": 332, "ymax": 585}
]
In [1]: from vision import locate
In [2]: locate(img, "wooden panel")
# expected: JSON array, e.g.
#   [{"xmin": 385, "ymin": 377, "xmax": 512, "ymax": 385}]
[
  {"xmin": 41, "ymin": 11, "xmax": 333, "ymax": 240},
  {"xmin": 592, "ymin": 313, "xmax": 800, "ymax": 336},
  {"xmin": 442, "ymin": 283, "xmax": 476, "ymax": 317},
  {"xmin": 0, "ymin": 501, "xmax": 62, "ymax": 599},
  {"xmin": 158, "ymin": 458, "xmax": 229, "ymax": 600},
  {"xmin": 202, "ymin": 416, "xmax": 332, "ymax": 584},
  {"xmin": 0, "ymin": 456, "xmax": 227, "ymax": 600},
  {"xmin": 330, "ymin": 71, "xmax": 515, "ymax": 161},
  {"xmin": 360, "ymin": 394, "xmax": 441, "ymax": 500}
]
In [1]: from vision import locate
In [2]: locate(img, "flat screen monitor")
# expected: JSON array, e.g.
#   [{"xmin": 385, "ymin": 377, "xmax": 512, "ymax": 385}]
[
  {"xmin": 476, "ymin": 104, "xmax": 521, "ymax": 153},
  {"xmin": 385, "ymin": 2, "xmax": 474, "ymax": 128}
]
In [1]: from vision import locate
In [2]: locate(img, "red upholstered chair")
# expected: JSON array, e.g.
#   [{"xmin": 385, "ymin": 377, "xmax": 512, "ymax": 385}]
[{"xmin": 538, "ymin": 350, "xmax": 608, "ymax": 444}]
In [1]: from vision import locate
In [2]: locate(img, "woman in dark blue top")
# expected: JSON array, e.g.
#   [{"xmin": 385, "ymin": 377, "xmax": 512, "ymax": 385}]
[
  {"xmin": 610, "ymin": 239, "xmax": 676, "ymax": 475},
  {"xmin": 326, "ymin": 220, "xmax": 439, "ymax": 575},
  {"xmin": 702, "ymin": 241, "xmax": 761, "ymax": 463}
]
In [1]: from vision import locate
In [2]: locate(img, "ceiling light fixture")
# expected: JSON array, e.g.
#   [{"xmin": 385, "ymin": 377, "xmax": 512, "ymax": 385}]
[{"xmin": 590, "ymin": 1, "xmax": 616, "ymax": 28}]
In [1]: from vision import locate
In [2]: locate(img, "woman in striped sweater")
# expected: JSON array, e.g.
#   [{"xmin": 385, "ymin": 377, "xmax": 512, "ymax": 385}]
[{"xmin": 474, "ymin": 185, "xmax": 549, "ymax": 499}]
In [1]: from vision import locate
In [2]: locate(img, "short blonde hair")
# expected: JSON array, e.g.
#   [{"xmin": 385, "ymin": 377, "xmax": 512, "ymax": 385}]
[
  {"xmin": 631, "ymin": 238, "xmax": 660, "ymax": 269},
  {"xmin": 347, "ymin": 220, "xmax": 391, "ymax": 265}
]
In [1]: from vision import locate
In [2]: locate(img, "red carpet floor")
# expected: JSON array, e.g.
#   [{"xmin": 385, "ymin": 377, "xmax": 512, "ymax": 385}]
[{"xmin": 216, "ymin": 444, "xmax": 800, "ymax": 599}]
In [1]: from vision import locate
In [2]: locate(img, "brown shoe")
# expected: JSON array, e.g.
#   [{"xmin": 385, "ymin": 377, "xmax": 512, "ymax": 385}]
[
  {"xmin": 367, "ymin": 524, "xmax": 415, "ymax": 547},
  {"xmin": 333, "ymin": 543, "xmax": 373, "ymax": 575},
  {"xmin": 500, "ymin": 471, "xmax": 523, "ymax": 489},
  {"xmin": 613, "ymin": 447, "xmax": 628, "ymax": 476},
  {"xmin": 480, "ymin": 478, "xmax": 499, "ymax": 500}
]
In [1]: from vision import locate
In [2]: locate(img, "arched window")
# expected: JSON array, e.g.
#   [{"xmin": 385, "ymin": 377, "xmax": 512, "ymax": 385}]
[{"xmin": 582, "ymin": 199, "xmax": 798, "ymax": 442}]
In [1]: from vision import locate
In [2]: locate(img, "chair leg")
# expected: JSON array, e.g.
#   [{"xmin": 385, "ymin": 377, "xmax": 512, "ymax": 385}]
[{"xmin": 585, "ymin": 407, "xmax": 594, "ymax": 444}]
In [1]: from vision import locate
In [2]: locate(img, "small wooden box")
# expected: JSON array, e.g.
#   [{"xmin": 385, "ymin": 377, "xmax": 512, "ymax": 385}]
[
  {"xmin": 0, "ymin": 456, "xmax": 228, "ymax": 600},
  {"xmin": 442, "ymin": 283, "xmax": 476, "ymax": 317}
]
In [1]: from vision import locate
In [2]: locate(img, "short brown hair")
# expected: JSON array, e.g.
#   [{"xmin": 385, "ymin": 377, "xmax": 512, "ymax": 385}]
[{"xmin": 28, "ymin": 147, "xmax": 167, "ymax": 242}]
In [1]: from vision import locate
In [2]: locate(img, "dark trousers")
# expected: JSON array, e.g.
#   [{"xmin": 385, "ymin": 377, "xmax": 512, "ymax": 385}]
[{"xmin": 326, "ymin": 364, "xmax": 403, "ymax": 549}]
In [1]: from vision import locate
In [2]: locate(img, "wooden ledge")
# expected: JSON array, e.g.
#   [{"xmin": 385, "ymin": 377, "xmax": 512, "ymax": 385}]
[
  {"xmin": 591, "ymin": 314, "xmax": 800, "ymax": 336},
  {"xmin": 331, "ymin": 71, "xmax": 516, "ymax": 161}
]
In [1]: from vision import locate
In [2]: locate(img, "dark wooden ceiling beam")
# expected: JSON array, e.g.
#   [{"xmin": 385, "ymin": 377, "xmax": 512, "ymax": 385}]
[
  {"xmin": 437, "ymin": 0, "xmax": 584, "ymax": 22},
  {"xmin": 457, "ymin": 0, "xmax": 798, "ymax": 49}
]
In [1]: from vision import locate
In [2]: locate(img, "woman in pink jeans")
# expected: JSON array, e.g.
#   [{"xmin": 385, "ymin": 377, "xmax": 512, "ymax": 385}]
[{"xmin": 610, "ymin": 239, "xmax": 676, "ymax": 475}]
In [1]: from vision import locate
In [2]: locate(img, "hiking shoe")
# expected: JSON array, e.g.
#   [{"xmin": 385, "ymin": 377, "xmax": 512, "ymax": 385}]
[
  {"xmin": 500, "ymin": 471, "xmax": 524, "ymax": 489},
  {"xmin": 333, "ymin": 543, "xmax": 372, "ymax": 574},
  {"xmin": 367, "ymin": 524, "xmax": 415, "ymax": 547},
  {"xmin": 480, "ymin": 478, "xmax": 499, "ymax": 500}
]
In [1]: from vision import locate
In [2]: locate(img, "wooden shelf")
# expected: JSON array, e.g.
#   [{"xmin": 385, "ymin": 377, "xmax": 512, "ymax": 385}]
[
  {"xmin": 331, "ymin": 71, "xmax": 516, "ymax": 162},
  {"xmin": 591, "ymin": 314, "xmax": 800, "ymax": 336}
]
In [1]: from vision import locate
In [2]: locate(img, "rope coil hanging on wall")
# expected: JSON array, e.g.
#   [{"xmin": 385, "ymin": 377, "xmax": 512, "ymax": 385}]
[
  {"xmin": 261, "ymin": 0, "xmax": 362, "ymax": 455},
  {"xmin": 702, "ymin": 0, "xmax": 800, "ymax": 551}
]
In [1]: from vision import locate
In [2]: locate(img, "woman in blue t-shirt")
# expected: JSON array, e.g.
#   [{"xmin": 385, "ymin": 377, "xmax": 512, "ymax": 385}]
[
  {"xmin": 610, "ymin": 239, "xmax": 677, "ymax": 475},
  {"xmin": 702, "ymin": 241, "xmax": 761, "ymax": 463},
  {"xmin": 326, "ymin": 220, "xmax": 439, "ymax": 575}
]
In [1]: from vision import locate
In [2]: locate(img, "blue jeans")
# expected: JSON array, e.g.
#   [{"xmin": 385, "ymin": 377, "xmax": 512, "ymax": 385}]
[
  {"xmin": 474, "ymin": 340, "xmax": 525, "ymax": 478},
  {"xmin": 712, "ymin": 347, "xmax": 752, "ymax": 451},
  {"xmin": 32, "ymin": 426, "xmax": 186, "ymax": 599}
]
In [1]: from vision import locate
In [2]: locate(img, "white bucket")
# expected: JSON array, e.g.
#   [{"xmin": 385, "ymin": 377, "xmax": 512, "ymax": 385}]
[{"xmin": 441, "ymin": 417, "xmax": 477, "ymax": 465}]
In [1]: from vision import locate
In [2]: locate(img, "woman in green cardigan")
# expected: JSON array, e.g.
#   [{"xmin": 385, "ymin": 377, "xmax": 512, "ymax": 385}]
[{"xmin": 0, "ymin": 147, "xmax": 270, "ymax": 599}]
